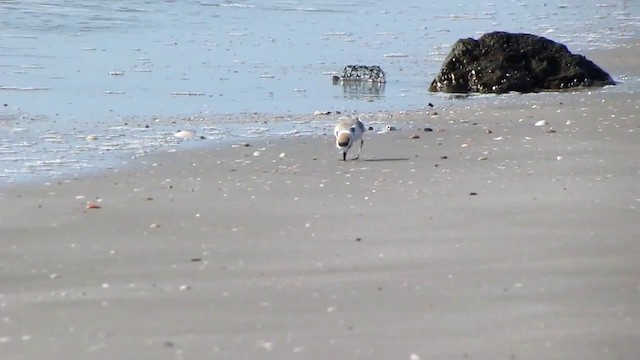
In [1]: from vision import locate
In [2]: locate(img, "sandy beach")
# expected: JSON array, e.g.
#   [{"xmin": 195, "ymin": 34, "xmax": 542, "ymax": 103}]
[{"xmin": 2, "ymin": 43, "xmax": 640, "ymax": 359}]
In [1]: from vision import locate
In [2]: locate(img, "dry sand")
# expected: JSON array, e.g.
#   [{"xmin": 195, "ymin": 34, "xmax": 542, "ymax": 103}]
[{"xmin": 1, "ymin": 45, "xmax": 640, "ymax": 359}]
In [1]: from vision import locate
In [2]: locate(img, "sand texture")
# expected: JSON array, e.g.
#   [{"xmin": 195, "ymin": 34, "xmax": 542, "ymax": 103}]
[{"xmin": 2, "ymin": 51, "xmax": 640, "ymax": 358}]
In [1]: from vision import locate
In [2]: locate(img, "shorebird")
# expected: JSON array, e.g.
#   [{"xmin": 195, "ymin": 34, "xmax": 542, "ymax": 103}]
[{"xmin": 334, "ymin": 116, "xmax": 365, "ymax": 161}]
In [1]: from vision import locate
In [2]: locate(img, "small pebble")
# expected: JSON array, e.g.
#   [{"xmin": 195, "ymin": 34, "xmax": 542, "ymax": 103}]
[
  {"xmin": 424, "ymin": 127, "xmax": 433, "ymax": 132},
  {"xmin": 469, "ymin": 192, "xmax": 478, "ymax": 196},
  {"xmin": 534, "ymin": 120, "xmax": 548, "ymax": 127},
  {"xmin": 85, "ymin": 134, "xmax": 98, "ymax": 141},
  {"xmin": 279, "ymin": 152, "xmax": 287, "ymax": 158},
  {"xmin": 410, "ymin": 134, "xmax": 420, "ymax": 139},
  {"xmin": 150, "ymin": 223, "xmax": 160, "ymax": 228},
  {"xmin": 253, "ymin": 151, "xmax": 261, "ymax": 157}
]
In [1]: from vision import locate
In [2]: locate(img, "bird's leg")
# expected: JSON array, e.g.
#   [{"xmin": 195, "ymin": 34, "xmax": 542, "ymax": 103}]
[
  {"xmin": 342, "ymin": 152, "xmax": 347, "ymax": 161},
  {"xmin": 353, "ymin": 139, "xmax": 364, "ymax": 160}
]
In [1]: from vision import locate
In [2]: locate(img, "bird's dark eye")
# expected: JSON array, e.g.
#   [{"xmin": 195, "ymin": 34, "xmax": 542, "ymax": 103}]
[{"xmin": 350, "ymin": 128, "xmax": 355, "ymax": 133}]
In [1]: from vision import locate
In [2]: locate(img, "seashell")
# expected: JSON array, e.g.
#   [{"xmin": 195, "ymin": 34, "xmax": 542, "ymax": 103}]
[
  {"xmin": 534, "ymin": 120, "xmax": 548, "ymax": 127},
  {"xmin": 85, "ymin": 134, "xmax": 98, "ymax": 141},
  {"xmin": 86, "ymin": 202, "xmax": 101, "ymax": 209},
  {"xmin": 174, "ymin": 130, "xmax": 193, "ymax": 139}
]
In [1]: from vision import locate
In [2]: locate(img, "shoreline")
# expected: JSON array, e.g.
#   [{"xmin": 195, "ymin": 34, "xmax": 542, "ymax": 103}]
[
  {"xmin": 2, "ymin": 37, "xmax": 638, "ymax": 187},
  {"xmin": 1, "ymin": 40, "xmax": 639, "ymax": 359}
]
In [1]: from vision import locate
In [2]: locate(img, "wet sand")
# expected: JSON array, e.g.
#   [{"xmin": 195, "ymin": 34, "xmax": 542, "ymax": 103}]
[{"xmin": 1, "ymin": 46, "xmax": 640, "ymax": 359}]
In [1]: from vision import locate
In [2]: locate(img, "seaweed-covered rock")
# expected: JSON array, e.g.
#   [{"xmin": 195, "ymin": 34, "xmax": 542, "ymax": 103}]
[
  {"xmin": 429, "ymin": 31, "xmax": 614, "ymax": 94},
  {"xmin": 333, "ymin": 65, "xmax": 386, "ymax": 83}
]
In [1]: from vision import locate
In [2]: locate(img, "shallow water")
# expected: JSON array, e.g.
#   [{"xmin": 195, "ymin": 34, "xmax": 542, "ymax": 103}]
[{"xmin": 1, "ymin": 0, "xmax": 639, "ymax": 183}]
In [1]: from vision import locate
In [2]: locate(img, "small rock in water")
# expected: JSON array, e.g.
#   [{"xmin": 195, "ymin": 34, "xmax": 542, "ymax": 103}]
[
  {"xmin": 534, "ymin": 120, "xmax": 548, "ymax": 127},
  {"xmin": 85, "ymin": 134, "xmax": 98, "ymax": 141},
  {"xmin": 175, "ymin": 130, "xmax": 194, "ymax": 139}
]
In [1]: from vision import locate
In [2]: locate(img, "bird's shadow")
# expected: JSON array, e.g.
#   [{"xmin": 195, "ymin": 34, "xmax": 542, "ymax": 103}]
[{"xmin": 362, "ymin": 157, "xmax": 410, "ymax": 162}]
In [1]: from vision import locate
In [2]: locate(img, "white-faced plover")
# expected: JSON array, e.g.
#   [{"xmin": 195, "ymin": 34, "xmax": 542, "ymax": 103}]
[{"xmin": 334, "ymin": 116, "xmax": 365, "ymax": 161}]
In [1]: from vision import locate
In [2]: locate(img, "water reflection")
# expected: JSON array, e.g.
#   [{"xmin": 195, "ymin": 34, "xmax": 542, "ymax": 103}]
[{"xmin": 333, "ymin": 78, "xmax": 386, "ymax": 100}]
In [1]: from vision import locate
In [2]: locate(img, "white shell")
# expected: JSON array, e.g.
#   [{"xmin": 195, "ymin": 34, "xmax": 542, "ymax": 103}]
[
  {"xmin": 174, "ymin": 130, "xmax": 193, "ymax": 139},
  {"xmin": 534, "ymin": 120, "xmax": 548, "ymax": 127}
]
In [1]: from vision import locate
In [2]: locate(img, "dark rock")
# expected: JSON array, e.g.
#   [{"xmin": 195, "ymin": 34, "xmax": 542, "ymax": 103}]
[{"xmin": 429, "ymin": 31, "xmax": 615, "ymax": 94}]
